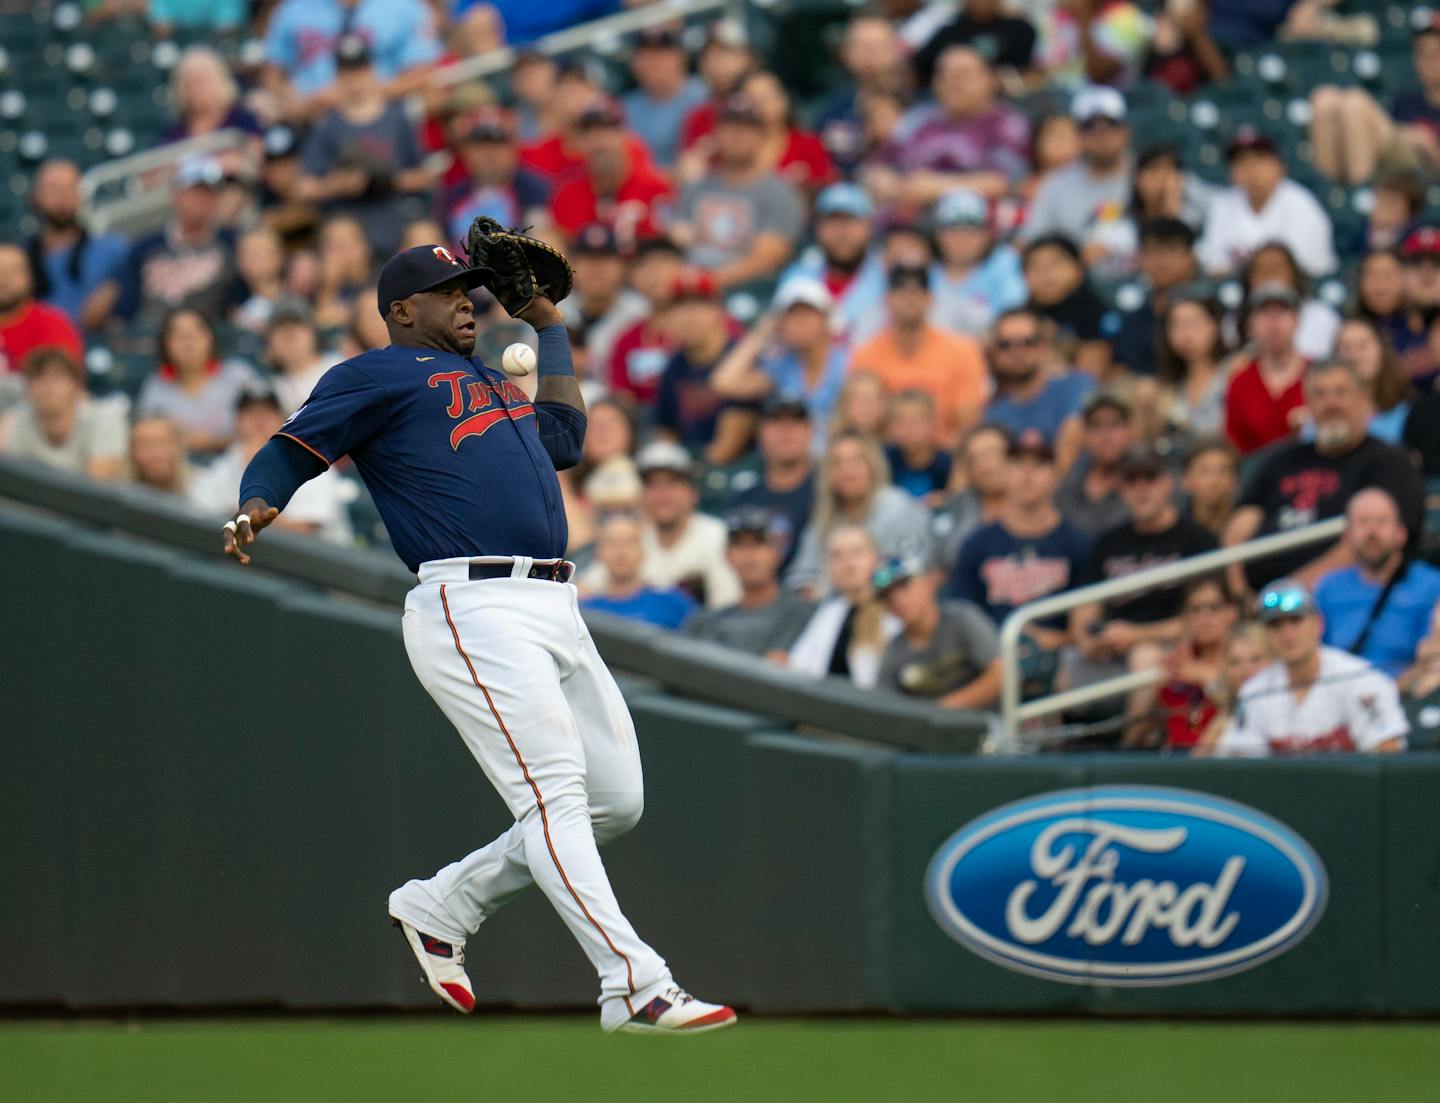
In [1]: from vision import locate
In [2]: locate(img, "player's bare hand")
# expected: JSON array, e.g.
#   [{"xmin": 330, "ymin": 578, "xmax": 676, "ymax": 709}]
[
  {"xmin": 516, "ymin": 296, "xmax": 564, "ymax": 330},
  {"xmin": 222, "ymin": 498, "xmax": 279, "ymax": 566}
]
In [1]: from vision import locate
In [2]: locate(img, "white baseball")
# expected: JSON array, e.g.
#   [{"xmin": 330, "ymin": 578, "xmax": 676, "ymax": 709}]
[{"xmin": 501, "ymin": 342, "xmax": 536, "ymax": 377}]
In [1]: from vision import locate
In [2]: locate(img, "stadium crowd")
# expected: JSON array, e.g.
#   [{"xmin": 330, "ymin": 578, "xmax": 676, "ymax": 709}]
[{"xmin": 3, "ymin": 0, "xmax": 1440, "ymax": 752}]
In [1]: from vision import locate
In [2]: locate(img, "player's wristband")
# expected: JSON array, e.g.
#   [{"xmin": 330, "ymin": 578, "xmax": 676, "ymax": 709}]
[{"xmin": 535, "ymin": 325, "xmax": 575, "ymax": 380}]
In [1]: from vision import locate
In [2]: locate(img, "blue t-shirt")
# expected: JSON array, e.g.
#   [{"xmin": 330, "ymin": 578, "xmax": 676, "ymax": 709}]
[
  {"xmin": 39, "ymin": 232, "xmax": 130, "ymax": 327},
  {"xmin": 656, "ymin": 344, "xmax": 734, "ymax": 453},
  {"xmin": 885, "ymin": 444, "xmax": 952, "ymax": 498},
  {"xmin": 762, "ymin": 347, "xmax": 850, "ymax": 442},
  {"xmin": 621, "ymin": 79, "xmax": 708, "ymax": 169},
  {"xmin": 455, "ymin": 0, "xmax": 619, "ymax": 43},
  {"xmin": 269, "ymin": 343, "xmax": 584, "ymax": 572},
  {"xmin": 582, "ymin": 587, "xmax": 696, "ymax": 629},
  {"xmin": 1315, "ymin": 561, "xmax": 1440, "ymax": 678},
  {"xmin": 265, "ymin": 0, "xmax": 441, "ymax": 95},
  {"xmin": 948, "ymin": 518, "xmax": 1093, "ymax": 628},
  {"xmin": 984, "ymin": 372, "xmax": 1095, "ymax": 444}
]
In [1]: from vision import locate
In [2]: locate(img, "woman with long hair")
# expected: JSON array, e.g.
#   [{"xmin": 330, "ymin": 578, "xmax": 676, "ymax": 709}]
[
  {"xmin": 1140, "ymin": 293, "xmax": 1231, "ymax": 442},
  {"xmin": 1334, "ymin": 316, "xmax": 1413, "ymax": 444},
  {"xmin": 783, "ymin": 430, "xmax": 931, "ymax": 595},
  {"xmin": 1191, "ymin": 621, "xmax": 1273, "ymax": 757},
  {"xmin": 136, "ymin": 308, "xmax": 259, "ymax": 457},
  {"xmin": 735, "ymin": 70, "xmax": 836, "ymax": 193},
  {"xmin": 1354, "ymin": 248, "xmax": 1409, "ymax": 352},
  {"xmin": 1132, "ymin": 575, "xmax": 1240, "ymax": 751},
  {"xmin": 782, "ymin": 524, "xmax": 901, "ymax": 688},
  {"xmin": 830, "ymin": 370, "xmax": 890, "ymax": 444}
]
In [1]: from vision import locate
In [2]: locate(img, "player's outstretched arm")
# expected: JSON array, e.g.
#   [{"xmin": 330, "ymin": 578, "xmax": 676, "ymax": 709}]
[
  {"xmin": 222, "ymin": 434, "xmax": 329, "ymax": 565},
  {"xmin": 223, "ymin": 498, "xmax": 281, "ymax": 566}
]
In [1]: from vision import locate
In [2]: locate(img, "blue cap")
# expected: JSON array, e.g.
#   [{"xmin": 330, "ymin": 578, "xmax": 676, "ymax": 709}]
[
  {"xmin": 934, "ymin": 187, "xmax": 988, "ymax": 229},
  {"xmin": 174, "ymin": 154, "xmax": 223, "ymax": 189},
  {"xmin": 815, "ymin": 182, "xmax": 874, "ymax": 220},
  {"xmin": 1256, "ymin": 578, "xmax": 1318, "ymax": 622},
  {"xmin": 376, "ymin": 244, "xmax": 489, "ymax": 318},
  {"xmin": 872, "ymin": 555, "xmax": 927, "ymax": 595}
]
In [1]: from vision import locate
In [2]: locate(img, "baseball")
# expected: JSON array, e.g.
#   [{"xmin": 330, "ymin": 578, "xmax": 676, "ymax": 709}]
[{"xmin": 501, "ymin": 342, "xmax": 536, "ymax": 377}]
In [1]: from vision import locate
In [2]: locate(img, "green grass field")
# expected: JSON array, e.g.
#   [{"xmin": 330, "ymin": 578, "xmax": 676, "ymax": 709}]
[{"xmin": 3, "ymin": 1017, "xmax": 1438, "ymax": 1103}]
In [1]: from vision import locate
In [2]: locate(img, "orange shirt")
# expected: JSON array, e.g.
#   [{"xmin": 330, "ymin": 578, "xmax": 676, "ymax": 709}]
[{"xmin": 849, "ymin": 326, "xmax": 987, "ymax": 443}]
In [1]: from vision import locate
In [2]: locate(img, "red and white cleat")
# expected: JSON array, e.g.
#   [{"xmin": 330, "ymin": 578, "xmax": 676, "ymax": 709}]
[
  {"xmin": 390, "ymin": 915, "xmax": 475, "ymax": 1014},
  {"xmin": 619, "ymin": 987, "xmax": 737, "ymax": 1035}
]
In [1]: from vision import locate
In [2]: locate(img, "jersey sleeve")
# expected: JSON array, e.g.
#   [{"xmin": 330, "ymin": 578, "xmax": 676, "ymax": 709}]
[
  {"xmin": 276, "ymin": 363, "xmax": 389, "ymax": 465},
  {"xmin": 1346, "ymin": 667, "xmax": 1410, "ymax": 750}
]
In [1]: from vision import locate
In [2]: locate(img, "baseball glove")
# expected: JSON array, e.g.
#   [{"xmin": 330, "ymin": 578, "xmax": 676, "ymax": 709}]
[{"xmin": 461, "ymin": 216, "xmax": 574, "ymax": 317}]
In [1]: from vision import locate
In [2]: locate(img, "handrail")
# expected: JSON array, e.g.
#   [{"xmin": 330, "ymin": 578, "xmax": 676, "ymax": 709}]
[{"xmin": 996, "ymin": 516, "xmax": 1348, "ymax": 752}]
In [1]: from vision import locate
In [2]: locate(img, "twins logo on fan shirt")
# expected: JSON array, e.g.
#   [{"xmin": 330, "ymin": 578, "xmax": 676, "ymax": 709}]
[{"xmin": 428, "ymin": 371, "xmax": 534, "ymax": 450}]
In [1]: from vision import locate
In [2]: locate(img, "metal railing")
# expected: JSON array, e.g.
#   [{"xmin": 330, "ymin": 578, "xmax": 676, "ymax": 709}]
[{"xmin": 996, "ymin": 516, "xmax": 1348, "ymax": 752}]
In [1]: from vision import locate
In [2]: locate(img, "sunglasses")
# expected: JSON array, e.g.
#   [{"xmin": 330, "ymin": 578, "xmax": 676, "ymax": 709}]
[
  {"xmin": 995, "ymin": 336, "xmax": 1041, "ymax": 350},
  {"xmin": 1260, "ymin": 589, "xmax": 1311, "ymax": 616}
]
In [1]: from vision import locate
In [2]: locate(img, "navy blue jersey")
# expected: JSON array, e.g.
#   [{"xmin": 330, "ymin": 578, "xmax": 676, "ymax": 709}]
[
  {"xmin": 276, "ymin": 344, "xmax": 584, "ymax": 572},
  {"xmin": 947, "ymin": 519, "xmax": 1093, "ymax": 628}
]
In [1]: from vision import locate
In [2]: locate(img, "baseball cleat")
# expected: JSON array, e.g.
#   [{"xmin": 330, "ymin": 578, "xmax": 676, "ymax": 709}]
[
  {"xmin": 619, "ymin": 987, "xmax": 737, "ymax": 1035},
  {"xmin": 390, "ymin": 915, "xmax": 475, "ymax": 1013}
]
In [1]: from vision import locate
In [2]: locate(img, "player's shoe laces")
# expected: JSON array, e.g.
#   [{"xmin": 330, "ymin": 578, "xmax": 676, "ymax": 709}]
[
  {"xmin": 390, "ymin": 915, "xmax": 475, "ymax": 1014},
  {"xmin": 619, "ymin": 986, "xmax": 737, "ymax": 1035}
]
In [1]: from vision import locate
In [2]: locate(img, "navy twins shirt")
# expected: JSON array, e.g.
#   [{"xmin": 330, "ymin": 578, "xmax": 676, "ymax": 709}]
[{"xmin": 270, "ymin": 343, "xmax": 586, "ymax": 572}]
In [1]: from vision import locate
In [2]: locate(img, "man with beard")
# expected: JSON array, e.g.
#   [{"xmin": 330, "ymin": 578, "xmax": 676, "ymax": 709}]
[
  {"xmin": 982, "ymin": 307, "xmax": 1093, "ymax": 470},
  {"xmin": 25, "ymin": 160, "xmax": 130, "ymax": 333},
  {"xmin": 1223, "ymin": 360, "xmax": 1424, "ymax": 597},
  {"xmin": 779, "ymin": 183, "xmax": 887, "ymax": 351},
  {"xmin": 0, "ymin": 244, "xmax": 83, "ymax": 376}
]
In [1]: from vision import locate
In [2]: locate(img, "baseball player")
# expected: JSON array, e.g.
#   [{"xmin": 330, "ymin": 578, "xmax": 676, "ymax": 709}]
[{"xmin": 220, "ymin": 239, "xmax": 736, "ymax": 1035}]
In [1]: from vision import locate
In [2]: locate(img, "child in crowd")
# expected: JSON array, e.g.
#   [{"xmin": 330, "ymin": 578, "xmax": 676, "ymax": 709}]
[{"xmin": 884, "ymin": 390, "xmax": 953, "ymax": 505}]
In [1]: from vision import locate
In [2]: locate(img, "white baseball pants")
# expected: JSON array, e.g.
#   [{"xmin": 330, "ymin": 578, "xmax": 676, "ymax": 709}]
[{"xmin": 388, "ymin": 556, "xmax": 672, "ymax": 1024}]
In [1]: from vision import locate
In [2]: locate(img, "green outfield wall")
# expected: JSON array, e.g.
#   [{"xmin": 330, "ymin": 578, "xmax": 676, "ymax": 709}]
[{"xmin": 2, "ymin": 507, "xmax": 1437, "ymax": 1015}]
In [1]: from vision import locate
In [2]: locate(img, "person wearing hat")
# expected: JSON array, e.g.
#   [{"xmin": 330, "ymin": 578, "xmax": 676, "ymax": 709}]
[
  {"xmin": 677, "ymin": 19, "xmax": 757, "ymax": 154},
  {"xmin": 874, "ymin": 554, "xmax": 1003, "ymax": 709},
  {"xmin": 0, "ymin": 346, "xmax": 124, "ymax": 480},
  {"xmin": 265, "ymin": 299, "xmax": 338, "ymax": 415},
  {"xmin": 1109, "ymin": 217, "xmax": 1204, "ymax": 379},
  {"xmin": 779, "ymin": 182, "xmax": 888, "ymax": 352},
  {"xmin": 850, "ymin": 264, "xmax": 987, "ymax": 447},
  {"xmin": 1222, "ymin": 281, "xmax": 1307, "ymax": 455},
  {"xmin": 930, "ymin": 186, "xmax": 1027, "ymax": 337},
  {"xmin": 296, "ymin": 33, "xmax": 435, "ymax": 255},
  {"xmin": 560, "ymin": 223, "xmax": 651, "ymax": 377},
  {"xmin": 434, "ymin": 108, "xmax": 550, "ymax": 246},
  {"xmin": 683, "ymin": 507, "xmax": 816, "ymax": 655},
  {"xmin": 1196, "ymin": 125, "xmax": 1336, "ymax": 280},
  {"xmin": 605, "ymin": 238, "xmax": 685, "ymax": 404},
  {"xmin": 1053, "ymin": 389, "xmax": 1137, "ymax": 537},
  {"xmin": 579, "ymin": 511, "xmax": 699, "ymax": 630},
  {"xmin": 549, "ymin": 100, "xmax": 673, "ymax": 245},
  {"xmin": 911, "ymin": 0, "xmax": 1037, "ymax": 87},
  {"xmin": 621, "ymin": 26, "xmax": 708, "ymax": 169},
  {"xmin": 720, "ymin": 393, "xmax": 816, "ymax": 573},
  {"xmin": 671, "ymin": 93, "xmax": 805, "ymax": 288},
  {"xmin": 813, "ymin": 15, "xmax": 906, "ymax": 176},
  {"xmin": 1213, "ymin": 579, "xmax": 1408, "ymax": 757}
]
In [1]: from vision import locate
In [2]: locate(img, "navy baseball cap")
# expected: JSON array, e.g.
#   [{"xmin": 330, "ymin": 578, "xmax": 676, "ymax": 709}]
[{"xmin": 376, "ymin": 244, "xmax": 488, "ymax": 318}]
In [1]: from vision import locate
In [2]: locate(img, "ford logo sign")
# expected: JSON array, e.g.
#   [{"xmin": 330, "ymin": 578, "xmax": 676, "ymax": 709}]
[{"xmin": 925, "ymin": 786, "xmax": 1327, "ymax": 986}]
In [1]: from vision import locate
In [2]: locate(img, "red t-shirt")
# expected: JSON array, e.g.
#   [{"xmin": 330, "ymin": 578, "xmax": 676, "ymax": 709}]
[
  {"xmin": 1224, "ymin": 357, "xmax": 1308, "ymax": 455},
  {"xmin": 0, "ymin": 300, "xmax": 84, "ymax": 373},
  {"xmin": 1159, "ymin": 680, "xmax": 1217, "ymax": 750},
  {"xmin": 521, "ymin": 132, "xmax": 654, "ymax": 183},
  {"xmin": 776, "ymin": 129, "xmax": 836, "ymax": 191},
  {"xmin": 608, "ymin": 317, "xmax": 674, "ymax": 404},
  {"xmin": 550, "ymin": 161, "xmax": 673, "ymax": 245},
  {"xmin": 681, "ymin": 100, "xmax": 720, "ymax": 151}
]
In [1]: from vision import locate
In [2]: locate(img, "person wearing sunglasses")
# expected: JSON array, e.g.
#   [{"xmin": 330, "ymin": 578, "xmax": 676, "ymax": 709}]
[
  {"xmin": 982, "ymin": 306, "xmax": 1093, "ymax": 471},
  {"xmin": 1213, "ymin": 579, "xmax": 1409, "ymax": 756}
]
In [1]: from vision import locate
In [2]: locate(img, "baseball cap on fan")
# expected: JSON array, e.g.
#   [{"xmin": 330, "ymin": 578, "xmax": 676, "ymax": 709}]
[
  {"xmin": 815, "ymin": 182, "xmax": 874, "ymax": 220},
  {"xmin": 1071, "ymin": 85, "xmax": 1127, "ymax": 124},
  {"xmin": 934, "ymin": 187, "xmax": 988, "ymax": 229},
  {"xmin": 174, "ymin": 154, "xmax": 223, "ymax": 190},
  {"xmin": 1401, "ymin": 225, "xmax": 1440, "ymax": 262},
  {"xmin": 1256, "ymin": 578, "xmax": 1318, "ymax": 622},
  {"xmin": 635, "ymin": 439, "xmax": 696, "ymax": 480},
  {"xmin": 772, "ymin": 276, "xmax": 833, "ymax": 314},
  {"xmin": 376, "ymin": 244, "xmax": 489, "ymax": 317}
]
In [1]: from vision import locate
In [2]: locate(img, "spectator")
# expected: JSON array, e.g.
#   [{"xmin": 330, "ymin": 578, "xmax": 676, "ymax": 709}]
[
  {"xmin": 265, "ymin": 300, "xmax": 335, "ymax": 415},
  {"xmin": 309, "ymin": 216, "xmax": 375, "ymax": 331},
  {"xmin": 565, "ymin": 398, "xmax": 640, "ymax": 553},
  {"xmin": 671, "ymin": 94, "xmax": 804, "ymax": 288},
  {"xmin": 1197, "ymin": 127, "xmax": 1337, "ymax": 279},
  {"xmin": 1224, "ymin": 359, "xmax": 1425, "ymax": 595},
  {"xmin": 785, "ymin": 524, "xmax": 900, "ymax": 688},
  {"xmin": 262, "ymin": 0, "xmax": 441, "ymax": 118},
  {"xmin": 127, "ymin": 415, "xmax": 190, "ymax": 496},
  {"xmin": 1240, "ymin": 241, "xmax": 1340, "ymax": 362},
  {"xmin": 509, "ymin": 51, "xmax": 559, "ymax": 142},
  {"xmin": 1123, "ymin": 145, "xmax": 1212, "ymax": 237},
  {"xmin": 785, "ymin": 431, "xmax": 932, "ymax": 595},
  {"xmin": 880, "ymin": 222, "xmax": 937, "ymax": 271},
  {"xmin": 731, "ymin": 69, "xmax": 836, "ymax": 195},
  {"xmin": 875, "ymin": 556, "xmax": 1003, "ymax": 709},
  {"xmin": 607, "ymin": 237, "xmax": 683, "ymax": 405},
  {"xmin": 1359, "ymin": 171, "xmax": 1426, "ymax": 255},
  {"xmin": 434, "ymin": 108, "xmax": 550, "ymax": 246},
  {"xmin": 912, "ymin": 0, "xmax": 1037, "ymax": 87},
  {"xmin": 580, "ymin": 511, "xmax": 699, "ymax": 629},
  {"xmin": 0, "ymin": 244, "xmax": 83, "ymax": 375},
  {"xmin": 929, "ymin": 187, "xmax": 1028, "ymax": 338},
  {"xmin": 1356, "ymin": 248, "xmax": 1409, "ymax": 354},
  {"xmin": 562, "ymin": 224, "xmax": 649, "ymax": 382},
  {"xmin": 713, "ymin": 278, "xmax": 848, "ymax": 439},
  {"xmin": 118, "ymin": 155, "xmax": 236, "ymax": 325},
  {"xmin": 256, "ymin": 126, "xmax": 316, "ymax": 246},
  {"xmin": 655, "ymin": 271, "xmax": 751, "ymax": 464},
  {"xmin": 949, "ymin": 428, "xmax": 1092, "ymax": 646},
  {"xmin": 832, "ymin": 370, "xmax": 891, "ymax": 444},
  {"xmin": 342, "ymin": 285, "xmax": 391, "ymax": 357},
  {"xmin": 932, "ymin": 423, "xmax": 1012, "ymax": 568},
  {"xmin": 1138, "ymin": 575, "xmax": 1240, "ymax": 751},
  {"xmin": 1034, "ymin": 0, "xmax": 1149, "ymax": 89},
  {"xmin": 1110, "ymin": 217, "xmax": 1203, "ymax": 380},
  {"xmin": 1223, "ymin": 283, "xmax": 1308, "ymax": 455},
  {"xmin": 1315, "ymin": 488, "xmax": 1440, "ymax": 679},
  {"xmin": 1054, "ymin": 390, "xmax": 1137, "ymax": 537},
  {"xmin": 297, "ymin": 35, "xmax": 432, "ymax": 255},
  {"xmin": 0, "ymin": 348, "xmax": 124, "ymax": 479},
  {"xmin": 679, "ymin": 19, "xmax": 758, "ymax": 155},
  {"xmin": 1021, "ymin": 234, "xmax": 1117, "ymax": 374},
  {"xmin": 136, "ymin": 307, "xmax": 260, "ymax": 457},
  {"xmin": 982, "ymin": 307, "xmax": 1093, "ymax": 462},
  {"xmin": 1396, "ymin": 228, "xmax": 1440, "ymax": 380},
  {"xmin": 1066, "ymin": 445, "xmax": 1218, "ymax": 722},
  {"xmin": 25, "ymin": 160, "xmax": 128, "ymax": 334},
  {"xmin": 1021, "ymin": 86, "xmax": 1132, "ymax": 270},
  {"xmin": 232, "ymin": 226, "xmax": 289, "ymax": 335},
  {"xmin": 1181, "ymin": 436, "xmax": 1240, "ymax": 536},
  {"xmin": 884, "ymin": 390, "xmax": 952, "ymax": 503},
  {"xmin": 865, "ymin": 46, "xmax": 1031, "ymax": 207},
  {"xmin": 720, "ymin": 393, "xmax": 816, "ymax": 573},
  {"xmin": 1143, "ymin": 0, "xmax": 1229, "ymax": 95},
  {"xmin": 685, "ymin": 508, "xmax": 816, "ymax": 655},
  {"xmin": 550, "ymin": 101, "xmax": 672, "ymax": 246},
  {"xmin": 621, "ymin": 27, "xmax": 708, "ymax": 170},
  {"xmin": 1214, "ymin": 579, "xmax": 1408, "ymax": 755},
  {"xmin": 189, "ymin": 385, "xmax": 354, "ymax": 544},
  {"xmin": 158, "ymin": 46, "xmax": 260, "ymax": 148},
  {"xmin": 779, "ymin": 183, "xmax": 888, "ymax": 352},
  {"xmin": 1190, "ymin": 620, "xmax": 1272, "ymax": 757},
  {"xmin": 816, "ymin": 15, "xmax": 906, "ymax": 175},
  {"xmin": 1334, "ymin": 317, "xmax": 1412, "ymax": 446},
  {"xmin": 1140, "ymin": 293, "xmax": 1230, "ymax": 443},
  {"xmin": 850, "ymin": 264, "xmax": 987, "ymax": 447},
  {"xmin": 1024, "ymin": 113, "xmax": 1082, "ymax": 203}
]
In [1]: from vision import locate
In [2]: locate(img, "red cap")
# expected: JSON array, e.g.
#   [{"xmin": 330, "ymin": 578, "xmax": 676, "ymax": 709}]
[
  {"xmin": 1401, "ymin": 226, "xmax": 1440, "ymax": 259},
  {"xmin": 670, "ymin": 269, "xmax": 718, "ymax": 302}
]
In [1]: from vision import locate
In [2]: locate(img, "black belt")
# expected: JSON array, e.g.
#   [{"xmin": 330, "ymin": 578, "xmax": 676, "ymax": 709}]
[{"xmin": 468, "ymin": 559, "xmax": 573, "ymax": 584}]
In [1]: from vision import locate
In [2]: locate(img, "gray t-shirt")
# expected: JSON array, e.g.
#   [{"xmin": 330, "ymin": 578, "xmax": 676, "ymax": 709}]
[
  {"xmin": 1054, "ymin": 456, "xmax": 1131, "ymax": 538},
  {"xmin": 1, "ymin": 395, "xmax": 127, "ymax": 475},
  {"xmin": 878, "ymin": 599, "xmax": 999, "ymax": 699},
  {"xmin": 302, "ymin": 100, "xmax": 425, "ymax": 253},
  {"xmin": 136, "ymin": 358, "xmax": 260, "ymax": 454},
  {"xmin": 1020, "ymin": 161, "xmax": 1132, "ymax": 248},
  {"xmin": 684, "ymin": 594, "xmax": 817, "ymax": 655},
  {"xmin": 675, "ymin": 172, "xmax": 805, "ymax": 270}
]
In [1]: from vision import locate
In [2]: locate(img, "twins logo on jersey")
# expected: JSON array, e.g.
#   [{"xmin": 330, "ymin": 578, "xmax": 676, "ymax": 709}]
[{"xmin": 428, "ymin": 371, "xmax": 534, "ymax": 450}]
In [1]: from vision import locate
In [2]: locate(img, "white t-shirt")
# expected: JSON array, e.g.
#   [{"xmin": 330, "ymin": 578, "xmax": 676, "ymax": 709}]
[
  {"xmin": 1197, "ymin": 178, "xmax": 1337, "ymax": 278},
  {"xmin": 578, "ymin": 511, "xmax": 741, "ymax": 609},
  {"xmin": 1216, "ymin": 647, "xmax": 1409, "ymax": 757}
]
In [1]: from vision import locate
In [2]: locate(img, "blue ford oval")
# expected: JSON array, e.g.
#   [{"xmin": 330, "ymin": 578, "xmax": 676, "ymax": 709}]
[{"xmin": 924, "ymin": 785, "xmax": 1328, "ymax": 986}]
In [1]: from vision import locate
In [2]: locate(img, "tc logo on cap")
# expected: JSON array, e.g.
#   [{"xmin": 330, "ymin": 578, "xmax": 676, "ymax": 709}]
[{"xmin": 432, "ymin": 246, "xmax": 460, "ymax": 266}]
